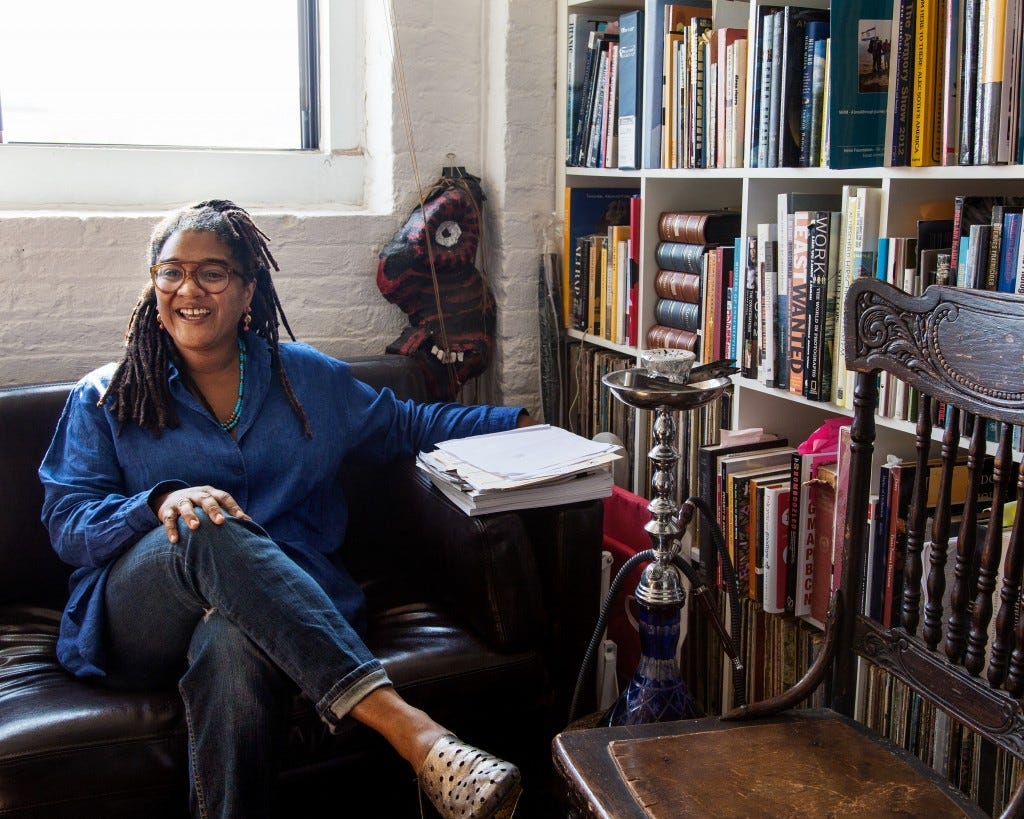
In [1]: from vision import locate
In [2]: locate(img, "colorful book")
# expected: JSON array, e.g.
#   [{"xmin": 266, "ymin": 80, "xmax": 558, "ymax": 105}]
[
  {"xmin": 788, "ymin": 210, "xmax": 811, "ymax": 396},
  {"xmin": 762, "ymin": 481, "xmax": 792, "ymax": 614},
  {"xmin": 616, "ymin": 9, "xmax": 645, "ymax": 170},
  {"xmin": 740, "ymin": 234, "xmax": 760, "ymax": 378},
  {"xmin": 657, "ymin": 210, "xmax": 742, "ymax": 244},
  {"xmin": 828, "ymin": 0, "xmax": 894, "ymax": 168},
  {"xmin": 910, "ymin": 0, "xmax": 941, "ymax": 166},
  {"xmin": 809, "ymin": 461, "xmax": 839, "ymax": 623}
]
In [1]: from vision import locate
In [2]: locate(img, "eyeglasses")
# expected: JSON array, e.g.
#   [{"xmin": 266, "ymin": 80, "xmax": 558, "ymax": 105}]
[{"xmin": 150, "ymin": 261, "xmax": 236, "ymax": 294}]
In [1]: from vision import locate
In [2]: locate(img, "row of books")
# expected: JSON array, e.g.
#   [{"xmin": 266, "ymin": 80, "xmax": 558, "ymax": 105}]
[
  {"xmin": 740, "ymin": 190, "xmax": 1024, "ymax": 424},
  {"xmin": 562, "ymin": 187, "xmax": 641, "ymax": 341},
  {"xmin": 699, "ymin": 418, "xmax": 1000, "ymax": 636},
  {"xmin": 859, "ymin": 668, "xmax": 1022, "ymax": 815},
  {"xmin": 696, "ymin": 422, "xmax": 846, "ymax": 624},
  {"xmin": 566, "ymin": 0, "xmax": 1024, "ymax": 169},
  {"xmin": 645, "ymin": 209, "xmax": 742, "ymax": 357}
]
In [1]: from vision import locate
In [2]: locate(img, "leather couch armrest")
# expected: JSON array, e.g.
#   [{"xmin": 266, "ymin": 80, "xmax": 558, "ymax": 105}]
[
  {"xmin": 386, "ymin": 461, "xmax": 546, "ymax": 651},
  {"xmin": 343, "ymin": 458, "xmax": 546, "ymax": 651},
  {"xmin": 343, "ymin": 459, "xmax": 605, "ymax": 717}
]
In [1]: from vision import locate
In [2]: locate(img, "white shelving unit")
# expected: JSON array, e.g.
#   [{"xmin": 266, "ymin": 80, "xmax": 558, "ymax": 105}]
[{"xmin": 557, "ymin": 0, "xmax": 1024, "ymax": 484}]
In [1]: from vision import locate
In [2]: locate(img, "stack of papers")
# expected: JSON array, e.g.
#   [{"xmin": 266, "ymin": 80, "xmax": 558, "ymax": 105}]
[{"xmin": 417, "ymin": 424, "xmax": 623, "ymax": 516}]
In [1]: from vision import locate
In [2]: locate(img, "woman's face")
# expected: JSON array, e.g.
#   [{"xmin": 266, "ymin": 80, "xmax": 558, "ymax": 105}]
[{"xmin": 153, "ymin": 230, "xmax": 255, "ymax": 362}]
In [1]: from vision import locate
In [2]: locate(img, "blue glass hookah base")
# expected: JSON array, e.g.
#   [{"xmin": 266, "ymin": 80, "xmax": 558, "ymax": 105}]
[{"xmin": 605, "ymin": 604, "xmax": 703, "ymax": 726}]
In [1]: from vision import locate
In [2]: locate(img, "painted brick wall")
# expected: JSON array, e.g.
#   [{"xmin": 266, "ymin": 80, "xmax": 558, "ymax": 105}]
[{"xmin": 0, "ymin": 0, "xmax": 556, "ymax": 418}]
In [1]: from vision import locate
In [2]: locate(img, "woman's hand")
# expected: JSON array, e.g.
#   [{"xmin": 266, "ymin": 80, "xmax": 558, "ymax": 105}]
[
  {"xmin": 515, "ymin": 410, "xmax": 539, "ymax": 428},
  {"xmin": 151, "ymin": 486, "xmax": 251, "ymax": 544}
]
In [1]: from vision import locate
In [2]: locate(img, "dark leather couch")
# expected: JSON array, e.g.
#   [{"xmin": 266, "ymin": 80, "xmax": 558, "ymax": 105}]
[{"xmin": 0, "ymin": 354, "xmax": 603, "ymax": 817}]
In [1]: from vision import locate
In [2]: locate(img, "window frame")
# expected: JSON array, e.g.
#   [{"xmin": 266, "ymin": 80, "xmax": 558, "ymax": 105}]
[{"xmin": 0, "ymin": 0, "xmax": 366, "ymax": 211}]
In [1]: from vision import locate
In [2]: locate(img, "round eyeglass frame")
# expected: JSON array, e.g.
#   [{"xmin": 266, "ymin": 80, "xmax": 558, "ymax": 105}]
[{"xmin": 150, "ymin": 261, "xmax": 236, "ymax": 294}]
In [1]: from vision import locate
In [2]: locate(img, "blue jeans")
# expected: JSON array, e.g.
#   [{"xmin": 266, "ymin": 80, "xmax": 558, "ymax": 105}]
[{"xmin": 103, "ymin": 511, "xmax": 392, "ymax": 819}]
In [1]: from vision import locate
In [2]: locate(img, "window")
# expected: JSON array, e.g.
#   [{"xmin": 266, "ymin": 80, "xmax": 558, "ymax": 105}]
[{"xmin": 0, "ymin": 0, "xmax": 367, "ymax": 209}]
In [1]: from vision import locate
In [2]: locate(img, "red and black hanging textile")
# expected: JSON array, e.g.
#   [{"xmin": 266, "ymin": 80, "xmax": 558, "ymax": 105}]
[{"xmin": 377, "ymin": 171, "xmax": 496, "ymax": 401}]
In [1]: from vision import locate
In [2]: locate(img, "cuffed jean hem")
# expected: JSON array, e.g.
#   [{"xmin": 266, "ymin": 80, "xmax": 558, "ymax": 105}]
[{"xmin": 320, "ymin": 661, "xmax": 393, "ymax": 726}]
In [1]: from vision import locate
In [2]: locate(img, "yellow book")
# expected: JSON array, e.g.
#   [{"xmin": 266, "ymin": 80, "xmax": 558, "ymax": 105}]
[
  {"xmin": 910, "ymin": 0, "xmax": 940, "ymax": 165},
  {"xmin": 608, "ymin": 224, "xmax": 631, "ymax": 342}
]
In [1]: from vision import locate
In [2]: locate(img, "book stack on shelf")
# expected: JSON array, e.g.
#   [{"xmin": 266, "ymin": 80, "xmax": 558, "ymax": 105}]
[
  {"xmin": 416, "ymin": 425, "xmax": 623, "ymax": 517},
  {"xmin": 566, "ymin": 0, "xmax": 1024, "ymax": 172},
  {"xmin": 648, "ymin": 209, "xmax": 741, "ymax": 356},
  {"xmin": 563, "ymin": 187, "xmax": 641, "ymax": 345}
]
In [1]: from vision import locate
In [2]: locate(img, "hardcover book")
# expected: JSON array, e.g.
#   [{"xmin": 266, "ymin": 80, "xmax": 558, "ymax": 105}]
[
  {"xmin": 657, "ymin": 210, "xmax": 742, "ymax": 244},
  {"xmin": 654, "ymin": 269, "xmax": 703, "ymax": 301},
  {"xmin": 828, "ymin": 0, "xmax": 894, "ymax": 168},
  {"xmin": 617, "ymin": 9, "xmax": 645, "ymax": 170},
  {"xmin": 655, "ymin": 240, "xmax": 709, "ymax": 273}
]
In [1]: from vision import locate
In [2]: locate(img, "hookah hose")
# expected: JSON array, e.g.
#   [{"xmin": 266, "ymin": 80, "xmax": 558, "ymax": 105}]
[{"xmin": 567, "ymin": 496, "xmax": 745, "ymax": 724}]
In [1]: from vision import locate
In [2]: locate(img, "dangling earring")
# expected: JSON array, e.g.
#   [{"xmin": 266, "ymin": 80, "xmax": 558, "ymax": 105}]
[{"xmin": 243, "ymin": 308, "xmax": 252, "ymax": 332}]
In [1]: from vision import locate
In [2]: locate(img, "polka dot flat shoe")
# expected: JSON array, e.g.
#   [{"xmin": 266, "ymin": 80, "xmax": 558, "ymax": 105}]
[{"xmin": 417, "ymin": 734, "xmax": 522, "ymax": 818}]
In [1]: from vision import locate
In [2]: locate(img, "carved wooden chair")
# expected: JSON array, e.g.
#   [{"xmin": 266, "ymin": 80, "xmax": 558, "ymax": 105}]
[{"xmin": 553, "ymin": 278, "xmax": 1024, "ymax": 817}]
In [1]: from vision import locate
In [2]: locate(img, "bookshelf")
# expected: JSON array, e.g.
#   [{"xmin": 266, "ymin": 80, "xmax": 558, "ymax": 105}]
[
  {"xmin": 556, "ymin": 1, "xmax": 1024, "ymax": 806},
  {"xmin": 557, "ymin": 0, "xmax": 1024, "ymax": 483}
]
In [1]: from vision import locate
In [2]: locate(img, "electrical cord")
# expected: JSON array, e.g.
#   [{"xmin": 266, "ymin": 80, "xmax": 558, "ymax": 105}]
[{"xmin": 566, "ymin": 497, "xmax": 746, "ymax": 725}]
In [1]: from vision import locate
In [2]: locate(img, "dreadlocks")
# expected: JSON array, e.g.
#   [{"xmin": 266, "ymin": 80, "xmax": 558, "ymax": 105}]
[{"xmin": 100, "ymin": 200, "xmax": 312, "ymax": 438}]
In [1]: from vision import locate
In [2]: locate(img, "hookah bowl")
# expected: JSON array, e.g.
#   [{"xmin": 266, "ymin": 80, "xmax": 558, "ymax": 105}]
[{"xmin": 601, "ymin": 366, "xmax": 732, "ymax": 726}]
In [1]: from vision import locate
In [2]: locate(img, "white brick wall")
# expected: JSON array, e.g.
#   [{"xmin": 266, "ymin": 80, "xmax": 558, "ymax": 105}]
[{"xmin": 0, "ymin": 0, "xmax": 556, "ymax": 417}]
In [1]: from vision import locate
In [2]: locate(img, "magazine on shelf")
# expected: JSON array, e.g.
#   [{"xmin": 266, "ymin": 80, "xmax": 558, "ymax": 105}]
[{"xmin": 416, "ymin": 425, "xmax": 623, "ymax": 516}]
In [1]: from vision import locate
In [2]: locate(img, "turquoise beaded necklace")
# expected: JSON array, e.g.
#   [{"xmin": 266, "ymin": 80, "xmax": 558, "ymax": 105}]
[{"xmin": 220, "ymin": 336, "xmax": 247, "ymax": 431}]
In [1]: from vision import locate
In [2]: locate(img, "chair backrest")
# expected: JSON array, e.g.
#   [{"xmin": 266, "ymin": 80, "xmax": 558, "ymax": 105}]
[{"xmin": 838, "ymin": 278, "xmax": 1024, "ymax": 812}]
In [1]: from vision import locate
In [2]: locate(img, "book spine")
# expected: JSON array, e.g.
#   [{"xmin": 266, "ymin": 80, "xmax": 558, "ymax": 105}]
[
  {"xmin": 741, "ymin": 234, "xmax": 760, "ymax": 378},
  {"xmin": 976, "ymin": 0, "xmax": 1008, "ymax": 165},
  {"xmin": 803, "ymin": 210, "xmax": 831, "ymax": 401},
  {"xmin": 910, "ymin": 0, "xmax": 939, "ymax": 166},
  {"xmin": 958, "ymin": 0, "xmax": 980, "ymax": 163},
  {"xmin": 808, "ymin": 34, "xmax": 827, "ymax": 167},
  {"xmin": 756, "ymin": 10, "xmax": 776, "ymax": 168},
  {"xmin": 767, "ymin": 10, "xmax": 784, "ymax": 167},
  {"xmin": 892, "ymin": 0, "xmax": 918, "ymax": 165},
  {"xmin": 627, "ymin": 195, "xmax": 642, "ymax": 346},
  {"xmin": 799, "ymin": 27, "xmax": 816, "ymax": 167},
  {"xmin": 646, "ymin": 324, "xmax": 700, "ymax": 351},
  {"xmin": 570, "ymin": 235, "xmax": 590, "ymax": 331},
  {"xmin": 762, "ymin": 486, "xmax": 782, "ymax": 612},
  {"xmin": 788, "ymin": 211, "xmax": 810, "ymax": 396},
  {"xmin": 869, "ymin": 465, "xmax": 892, "ymax": 622},
  {"xmin": 654, "ymin": 298, "xmax": 702, "ymax": 331},
  {"xmin": 997, "ymin": 212, "xmax": 1021, "ymax": 292},
  {"xmin": 785, "ymin": 452, "xmax": 802, "ymax": 615},
  {"xmin": 575, "ymin": 31, "xmax": 603, "ymax": 165},
  {"xmin": 654, "ymin": 269, "xmax": 703, "ymax": 301},
  {"xmin": 655, "ymin": 240, "xmax": 708, "ymax": 273},
  {"xmin": 985, "ymin": 204, "xmax": 1005, "ymax": 289},
  {"xmin": 690, "ymin": 18, "xmax": 713, "ymax": 168},
  {"xmin": 617, "ymin": 10, "xmax": 644, "ymax": 170}
]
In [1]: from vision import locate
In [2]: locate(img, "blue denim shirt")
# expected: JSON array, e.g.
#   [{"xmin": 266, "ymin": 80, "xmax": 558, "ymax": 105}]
[{"xmin": 39, "ymin": 339, "xmax": 520, "ymax": 678}]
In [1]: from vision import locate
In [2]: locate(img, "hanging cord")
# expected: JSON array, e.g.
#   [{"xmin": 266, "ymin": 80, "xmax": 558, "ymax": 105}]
[{"xmin": 382, "ymin": 1, "xmax": 461, "ymax": 398}]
